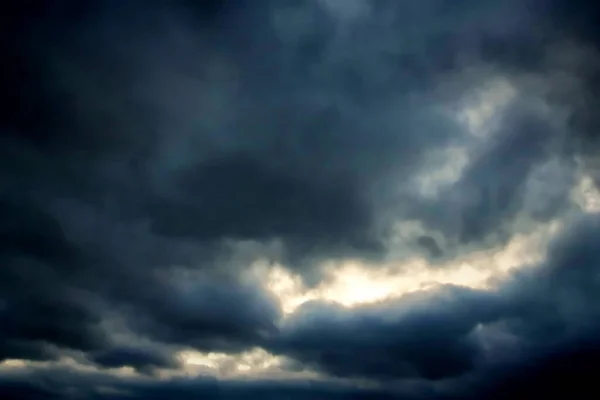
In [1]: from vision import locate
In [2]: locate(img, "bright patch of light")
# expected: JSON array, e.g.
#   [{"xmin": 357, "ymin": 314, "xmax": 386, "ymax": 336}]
[
  {"xmin": 177, "ymin": 348, "xmax": 306, "ymax": 379},
  {"xmin": 260, "ymin": 220, "xmax": 558, "ymax": 316},
  {"xmin": 573, "ymin": 175, "xmax": 600, "ymax": 212},
  {"xmin": 457, "ymin": 78, "xmax": 517, "ymax": 137},
  {"xmin": 0, "ymin": 359, "xmax": 27, "ymax": 368},
  {"xmin": 0, "ymin": 356, "xmax": 137, "ymax": 377}
]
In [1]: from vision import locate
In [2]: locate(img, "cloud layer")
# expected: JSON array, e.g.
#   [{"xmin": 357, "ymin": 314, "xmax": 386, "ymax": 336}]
[{"xmin": 1, "ymin": 0, "xmax": 600, "ymax": 398}]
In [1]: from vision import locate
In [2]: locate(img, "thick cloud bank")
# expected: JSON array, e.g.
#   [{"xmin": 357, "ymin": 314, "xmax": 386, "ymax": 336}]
[{"xmin": 1, "ymin": 0, "xmax": 600, "ymax": 398}]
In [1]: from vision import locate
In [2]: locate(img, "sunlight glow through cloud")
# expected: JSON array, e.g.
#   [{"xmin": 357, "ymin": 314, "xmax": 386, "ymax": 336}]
[
  {"xmin": 1, "ymin": 69, "xmax": 594, "ymax": 388},
  {"xmin": 573, "ymin": 174, "xmax": 600, "ymax": 212},
  {"xmin": 457, "ymin": 78, "xmax": 517, "ymax": 137},
  {"xmin": 176, "ymin": 348, "xmax": 300, "ymax": 379},
  {"xmin": 260, "ymin": 219, "xmax": 558, "ymax": 317},
  {"xmin": 251, "ymin": 78, "xmax": 561, "ymax": 318}
]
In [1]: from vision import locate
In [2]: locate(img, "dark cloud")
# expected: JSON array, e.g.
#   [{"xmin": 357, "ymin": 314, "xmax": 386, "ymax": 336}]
[
  {"xmin": 0, "ymin": 367, "xmax": 405, "ymax": 400},
  {"xmin": 124, "ymin": 274, "xmax": 281, "ymax": 351},
  {"xmin": 89, "ymin": 345, "xmax": 181, "ymax": 374},
  {"xmin": 1, "ymin": 0, "xmax": 600, "ymax": 399},
  {"xmin": 0, "ymin": 200, "xmax": 108, "ymax": 361},
  {"xmin": 2, "ymin": 0, "xmax": 560, "ymax": 275},
  {"xmin": 269, "ymin": 287, "xmax": 504, "ymax": 380},
  {"xmin": 416, "ymin": 235, "xmax": 443, "ymax": 258},
  {"xmin": 264, "ymin": 214, "xmax": 600, "ymax": 388},
  {"xmin": 412, "ymin": 101, "xmax": 568, "ymax": 251},
  {"xmin": 468, "ymin": 334, "xmax": 600, "ymax": 399}
]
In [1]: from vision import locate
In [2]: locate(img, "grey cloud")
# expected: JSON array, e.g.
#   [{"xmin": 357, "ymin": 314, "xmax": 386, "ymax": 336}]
[
  {"xmin": 265, "ymin": 214, "xmax": 600, "ymax": 384},
  {"xmin": 0, "ymin": 365, "xmax": 407, "ymax": 400},
  {"xmin": 0, "ymin": 0, "xmax": 506, "ymax": 368},
  {"xmin": 1, "ymin": 0, "xmax": 600, "ymax": 398},
  {"xmin": 89, "ymin": 345, "xmax": 181, "ymax": 374},
  {"xmin": 416, "ymin": 235, "xmax": 443, "ymax": 258},
  {"xmin": 268, "ymin": 287, "xmax": 504, "ymax": 380},
  {"xmin": 414, "ymin": 102, "xmax": 571, "ymax": 249},
  {"xmin": 124, "ymin": 274, "xmax": 281, "ymax": 351},
  {"xmin": 0, "ymin": 194, "xmax": 280, "ymax": 361},
  {"xmin": 1, "ymin": 0, "xmax": 582, "ymax": 295},
  {"xmin": 464, "ymin": 334, "xmax": 600, "ymax": 399},
  {"xmin": 0, "ymin": 200, "xmax": 109, "ymax": 361}
]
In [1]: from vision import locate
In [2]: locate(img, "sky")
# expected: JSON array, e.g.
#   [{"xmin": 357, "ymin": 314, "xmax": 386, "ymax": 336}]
[{"xmin": 1, "ymin": 0, "xmax": 600, "ymax": 398}]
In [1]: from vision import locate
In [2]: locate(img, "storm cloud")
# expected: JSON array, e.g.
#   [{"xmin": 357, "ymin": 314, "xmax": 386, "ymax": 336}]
[
  {"xmin": 1, "ymin": 0, "xmax": 600, "ymax": 398},
  {"xmin": 264, "ymin": 214, "xmax": 600, "ymax": 384}
]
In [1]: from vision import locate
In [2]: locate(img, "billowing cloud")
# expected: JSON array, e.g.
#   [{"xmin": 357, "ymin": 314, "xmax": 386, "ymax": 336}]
[
  {"xmin": 264, "ymin": 214, "xmax": 600, "ymax": 384},
  {"xmin": 89, "ymin": 344, "xmax": 181, "ymax": 374},
  {"xmin": 269, "ymin": 286, "xmax": 504, "ymax": 380},
  {"xmin": 1, "ymin": 0, "xmax": 600, "ymax": 399}
]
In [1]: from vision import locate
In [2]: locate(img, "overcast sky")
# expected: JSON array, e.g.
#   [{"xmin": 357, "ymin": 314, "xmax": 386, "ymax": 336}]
[{"xmin": 1, "ymin": 0, "xmax": 600, "ymax": 399}]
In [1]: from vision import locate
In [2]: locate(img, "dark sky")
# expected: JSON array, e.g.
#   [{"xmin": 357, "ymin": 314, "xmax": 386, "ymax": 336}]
[{"xmin": 2, "ymin": 0, "xmax": 600, "ymax": 399}]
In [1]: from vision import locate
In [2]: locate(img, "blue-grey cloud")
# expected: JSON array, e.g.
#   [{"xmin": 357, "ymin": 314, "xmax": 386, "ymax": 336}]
[{"xmin": 1, "ymin": 0, "xmax": 600, "ymax": 399}]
